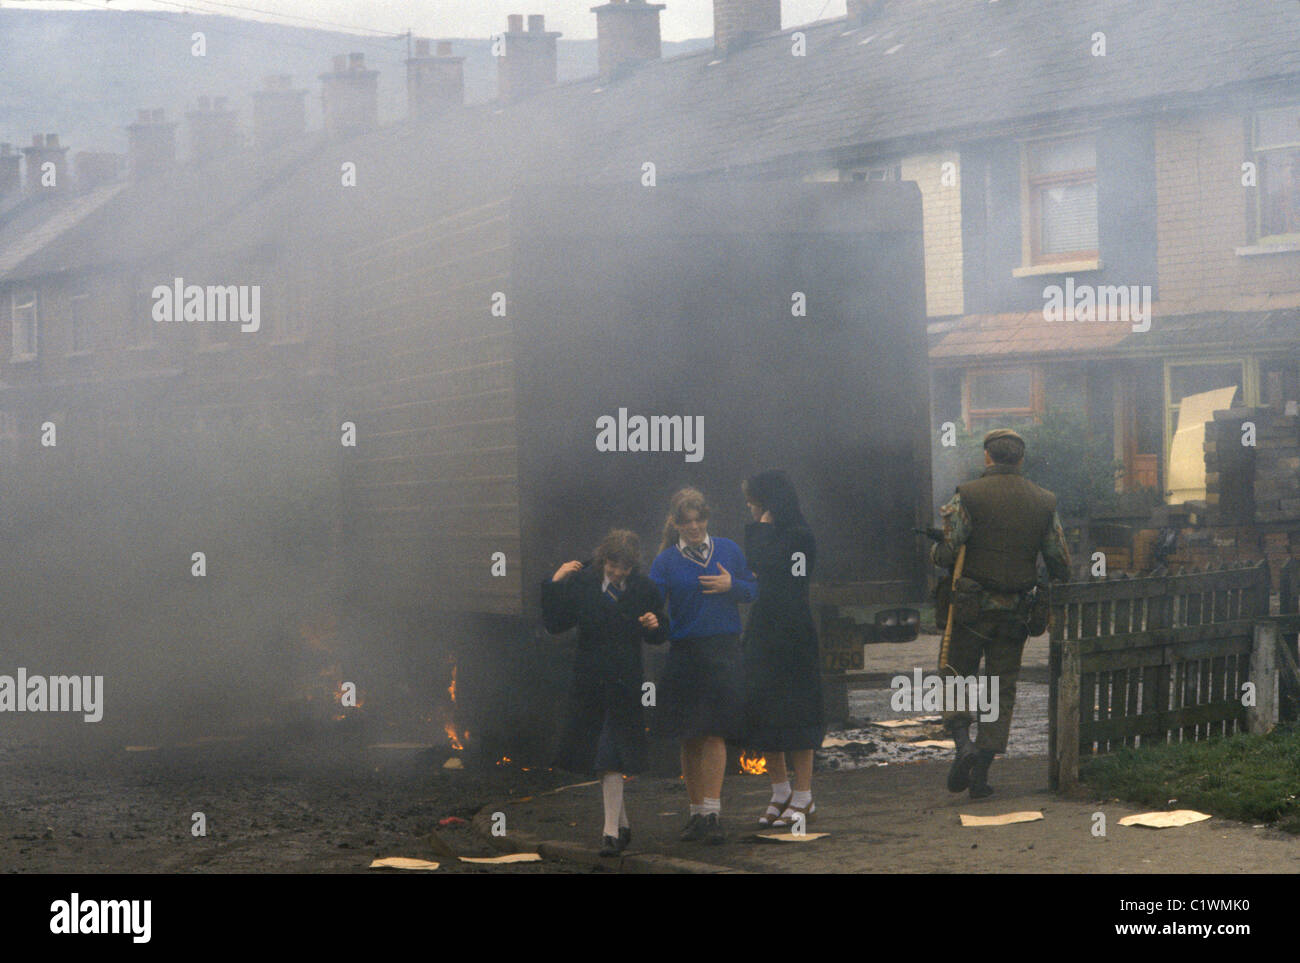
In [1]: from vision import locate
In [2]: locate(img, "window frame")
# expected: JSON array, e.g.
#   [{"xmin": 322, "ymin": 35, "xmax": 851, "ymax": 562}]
[
  {"xmin": 10, "ymin": 286, "xmax": 38, "ymax": 362},
  {"xmin": 1252, "ymin": 105, "xmax": 1300, "ymax": 244},
  {"xmin": 963, "ymin": 365, "xmax": 1043, "ymax": 431},
  {"xmin": 1161, "ymin": 356, "xmax": 1258, "ymax": 465},
  {"xmin": 1019, "ymin": 131, "xmax": 1101, "ymax": 268}
]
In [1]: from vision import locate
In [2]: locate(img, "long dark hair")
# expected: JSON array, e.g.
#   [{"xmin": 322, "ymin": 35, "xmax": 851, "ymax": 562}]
[{"xmin": 742, "ymin": 470, "xmax": 807, "ymax": 531}]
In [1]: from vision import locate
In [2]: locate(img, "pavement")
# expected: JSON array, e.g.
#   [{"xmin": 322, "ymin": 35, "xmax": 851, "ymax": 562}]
[{"xmin": 473, "ymin": 633, "xmax": 1300, "ymax": 874}]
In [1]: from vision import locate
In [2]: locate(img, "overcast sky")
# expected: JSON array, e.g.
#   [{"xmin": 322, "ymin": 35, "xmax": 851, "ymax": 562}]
[{"xmin": 1, "ymin": 0, "xmax": 849, "ymax": 42}]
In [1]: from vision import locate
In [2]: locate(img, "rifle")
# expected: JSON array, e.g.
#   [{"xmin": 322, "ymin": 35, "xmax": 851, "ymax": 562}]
[{"xmin": 937, "ymin": 544, "xmax": 966, "ymax": 676}]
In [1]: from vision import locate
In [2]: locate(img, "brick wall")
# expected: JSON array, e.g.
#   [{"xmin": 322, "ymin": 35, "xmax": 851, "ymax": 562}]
[
  {"xmin": 1155, "ymin": 111, "xmax": 1300, "ymax": 313},
  {"xmin": 900, "ymin": 151, "xmax": 964, "ymax": 318}
]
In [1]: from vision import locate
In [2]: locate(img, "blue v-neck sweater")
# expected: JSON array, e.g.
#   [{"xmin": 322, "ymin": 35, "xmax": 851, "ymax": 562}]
[{"xmin": 649, "ymin": 537, "xmax": 757, "ymax": 642}]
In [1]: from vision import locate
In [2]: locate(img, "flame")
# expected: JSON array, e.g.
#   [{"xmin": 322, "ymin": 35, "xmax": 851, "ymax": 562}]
[
  {"xmin": 445, "ymin": 722, "xmax": 464, "ymax": 751},
  {"xmin": 448, "ymin": 662, "xmax": 457, "ymax": 703},
  {"xmin": 739, "ymin": 751, "xmax": 768, "ymax": 775},
  {"xmin": 496, "ymin": 756, "xmax": 512, "ymax": 766}
]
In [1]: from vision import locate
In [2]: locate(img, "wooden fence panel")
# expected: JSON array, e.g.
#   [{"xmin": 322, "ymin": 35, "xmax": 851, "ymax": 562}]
[{"xmin": 1049, "ymin": 561, "xmax": 1272, "ymax": 791}]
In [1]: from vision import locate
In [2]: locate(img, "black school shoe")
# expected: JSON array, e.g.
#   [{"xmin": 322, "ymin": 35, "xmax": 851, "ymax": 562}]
[
  {"xmin": 599, "ymin": 835, "xmax": 621, "ymax": 857},
  {"xmin": 680, "ymin": 813, "xmax": 706, "ymax": 842},
  {"xmin": 702, "ymin": 812, "xmax": 724, "ymax": 844},
  {"xmin": 617, "ymin": 826, "xmax": 631, "ymax": 851}
]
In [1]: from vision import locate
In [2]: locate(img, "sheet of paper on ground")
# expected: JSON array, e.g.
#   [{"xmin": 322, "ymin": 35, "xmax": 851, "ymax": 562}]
[
  {"xmin": 1118, "ymin": 810, "xmax": 1211, "ymax": 828},
  {"xmin": 369, "ymin": 857, "xmax": 441, "ymax": 870},
  {"xmin": 959, "ymin": 811, "xmax": 1044, "ymax": 827}
]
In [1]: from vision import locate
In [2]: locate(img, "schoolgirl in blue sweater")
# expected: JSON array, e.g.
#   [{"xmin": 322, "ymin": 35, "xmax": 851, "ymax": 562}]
[{"xmin": 649, "ymin": 487, "xmax": 756, "ymax": 844}]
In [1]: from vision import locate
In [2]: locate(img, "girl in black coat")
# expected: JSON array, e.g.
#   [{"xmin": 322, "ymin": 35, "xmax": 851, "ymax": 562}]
[
  {"xmin": 540, "ymin": 529, "xmax": 667, "ymax": 856},
  {"xmin": 740, "ymin": 470, "xmax": 826, "ymax": 829}
]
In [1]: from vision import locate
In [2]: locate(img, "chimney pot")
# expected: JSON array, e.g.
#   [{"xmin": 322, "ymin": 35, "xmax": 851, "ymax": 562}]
[
  {"xmin": 127, "ymin": 109, "xmax": 177, "ymax": 181},
  {"xmin": 508, "ymin": 13, "xmax": 524, "ymax": 32},
  {"xmin": 407, "ymin": 38, "xmax": 465, "ymax": 119},
  {"xmin": 499, "ymin": 13, "xmax": 561, "ymax": 100},
  {"xmin": 321, "ymin": 53, "xmax": 379, "ymax": 137},
  {"xmin": 23, "ymin": 131, "xmax": 70, "ymax": 192},
  {"xmin": 198, "ymin": 95, "xmax": 211, "ymax": 110},
  {"xmin": 713, "ymin": 0, "xmax": 781, "ymax": 53},
  {"xmin": 252, "ymin": 75, "xmax": 307, "ymax": 150},
  {"xmin": 592, "ymin": 0, "xmax": 665, "ymax": 81}
]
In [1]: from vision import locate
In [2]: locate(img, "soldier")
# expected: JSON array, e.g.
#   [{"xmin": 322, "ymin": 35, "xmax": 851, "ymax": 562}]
[{"xmin": 933, "ymin": 428, "xmax": 1071, "ymax": 798}]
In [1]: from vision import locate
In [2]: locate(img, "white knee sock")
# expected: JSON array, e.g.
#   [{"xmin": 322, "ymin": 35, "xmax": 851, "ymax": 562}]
[
  {"xmin": 601, "ymin": 772, "xmax": 624, "ymax": 838},
  {"xmin": 790, "ymin": 789, "xmax": 812, "ymax": 809},
  {"xmin": 770, "ymin": 780, "xmax": 792, "ymax": 803},
  {"xmin": 701, "ymin": 796, "xmax": 721, "ymax": 816}
]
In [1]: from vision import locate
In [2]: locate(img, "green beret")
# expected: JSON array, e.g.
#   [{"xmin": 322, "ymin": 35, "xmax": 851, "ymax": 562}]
[{"xmin": 983, "ymin": 428, "xmax": 1025, "ymax": 448}]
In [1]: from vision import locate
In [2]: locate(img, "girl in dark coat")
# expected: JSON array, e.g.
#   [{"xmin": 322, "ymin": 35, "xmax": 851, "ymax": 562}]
[
  {"xmin": 541, "ymin": 529, "xmax": 666, "ymax": 856},
  {"xmin": 740, "ymin": 470, "xmax": 825, "ymax": 828}
]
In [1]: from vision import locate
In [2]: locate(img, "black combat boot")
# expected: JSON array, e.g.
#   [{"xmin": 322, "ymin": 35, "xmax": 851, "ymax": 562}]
[
  {"xmin": 946, "ymin": 724, "xmax": 979, "ymax": 793},
  {"xmin": 968, "ymin": 749, "xmax": 996, "ymax": 799}
]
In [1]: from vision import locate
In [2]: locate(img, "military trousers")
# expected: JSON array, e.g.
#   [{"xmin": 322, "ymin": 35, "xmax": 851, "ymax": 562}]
[{"xmin": 940, "ymin": 612, "xmax": 1029, "ymax": 753}]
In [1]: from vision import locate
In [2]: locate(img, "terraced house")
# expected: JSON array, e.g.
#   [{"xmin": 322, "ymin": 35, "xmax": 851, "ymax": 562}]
[{"xmin": 2, "ymin": 0, "xmax": 1299, "ymax": 744}]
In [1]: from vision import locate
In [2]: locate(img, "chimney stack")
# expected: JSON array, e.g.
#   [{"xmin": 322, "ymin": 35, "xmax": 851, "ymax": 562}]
[
  {"xmin": 22, "ymin": 133, "xmax": 70, "ymax": 192},
  {"xmin": 713, "ymin": 0, "xmax": 781, "ymax": 53},
  {"xmin": 75, "ymin": 151, "xmax": 122, "ymax": 191},
  {"xmin": 320, "ymin": 52, "xmax": 379, "ymax": 138},
  {"xmin": 251, "ymin": 75, "xmax": 308, "ymax": 152},
  {"xmin": 406, "ymin": 38, "xmax": 465, "ymax": 120},
  {"xmin": 498, "ymin": 13, "xmax": 562, "ymax": 102},
  {"xmin": 591, "ymin": 0, "xmax": 666, "ymax": 82},
  {"xmin": 0, "ymin": 144, "xmax": 22, "ymax": 200},
  {"xmin": 126, "ymin": 109, "xmax": 178, "ymax": 181},
  {"xmin": 186, "ymin": 95, "xmax": 241, "ymax": 162}
]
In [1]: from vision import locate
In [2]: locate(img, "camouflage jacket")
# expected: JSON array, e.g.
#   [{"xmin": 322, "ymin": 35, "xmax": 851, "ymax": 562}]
[{"xmin": 931, "ymin": 491, "xmax": 1072, "ymax": 613}]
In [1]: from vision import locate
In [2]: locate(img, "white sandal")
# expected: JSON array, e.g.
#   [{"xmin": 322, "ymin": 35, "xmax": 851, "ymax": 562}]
[
  {"xmin": 771, "ymin": 801, "xmax": 816, "ymax": 828},
  {"xmin": 758, "ymin": 793, "xmax": 793, "ymax": 827}
]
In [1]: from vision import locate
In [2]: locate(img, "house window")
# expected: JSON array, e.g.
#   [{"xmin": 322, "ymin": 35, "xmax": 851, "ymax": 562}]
[
  {"xmin": 1254, "ymin": 105, "xmax": 1300, "ymax": 239},
  {"xmin": 70, "ymin": 292, "xmax": 91, "ymax": 353},
  {"xmin": 1024, "ymin": 135, "xmax": 1098, "ymax": 263},
  {"xmin": 965, "ymin": 367, "xmax": 1041, "ymax": 432},
  {"xmin": 1163, "ymin": 359, "xmax": 1248, "ymax": 461},
  {"xmin": 10, "ymin": 288, "xmax": 38, "ymax": 361}
]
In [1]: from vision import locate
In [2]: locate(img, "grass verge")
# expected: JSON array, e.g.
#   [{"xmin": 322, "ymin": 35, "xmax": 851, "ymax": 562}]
[{"xmin": 1081, "ymin": 724, "xmax": 1300, "ymax": 833}]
